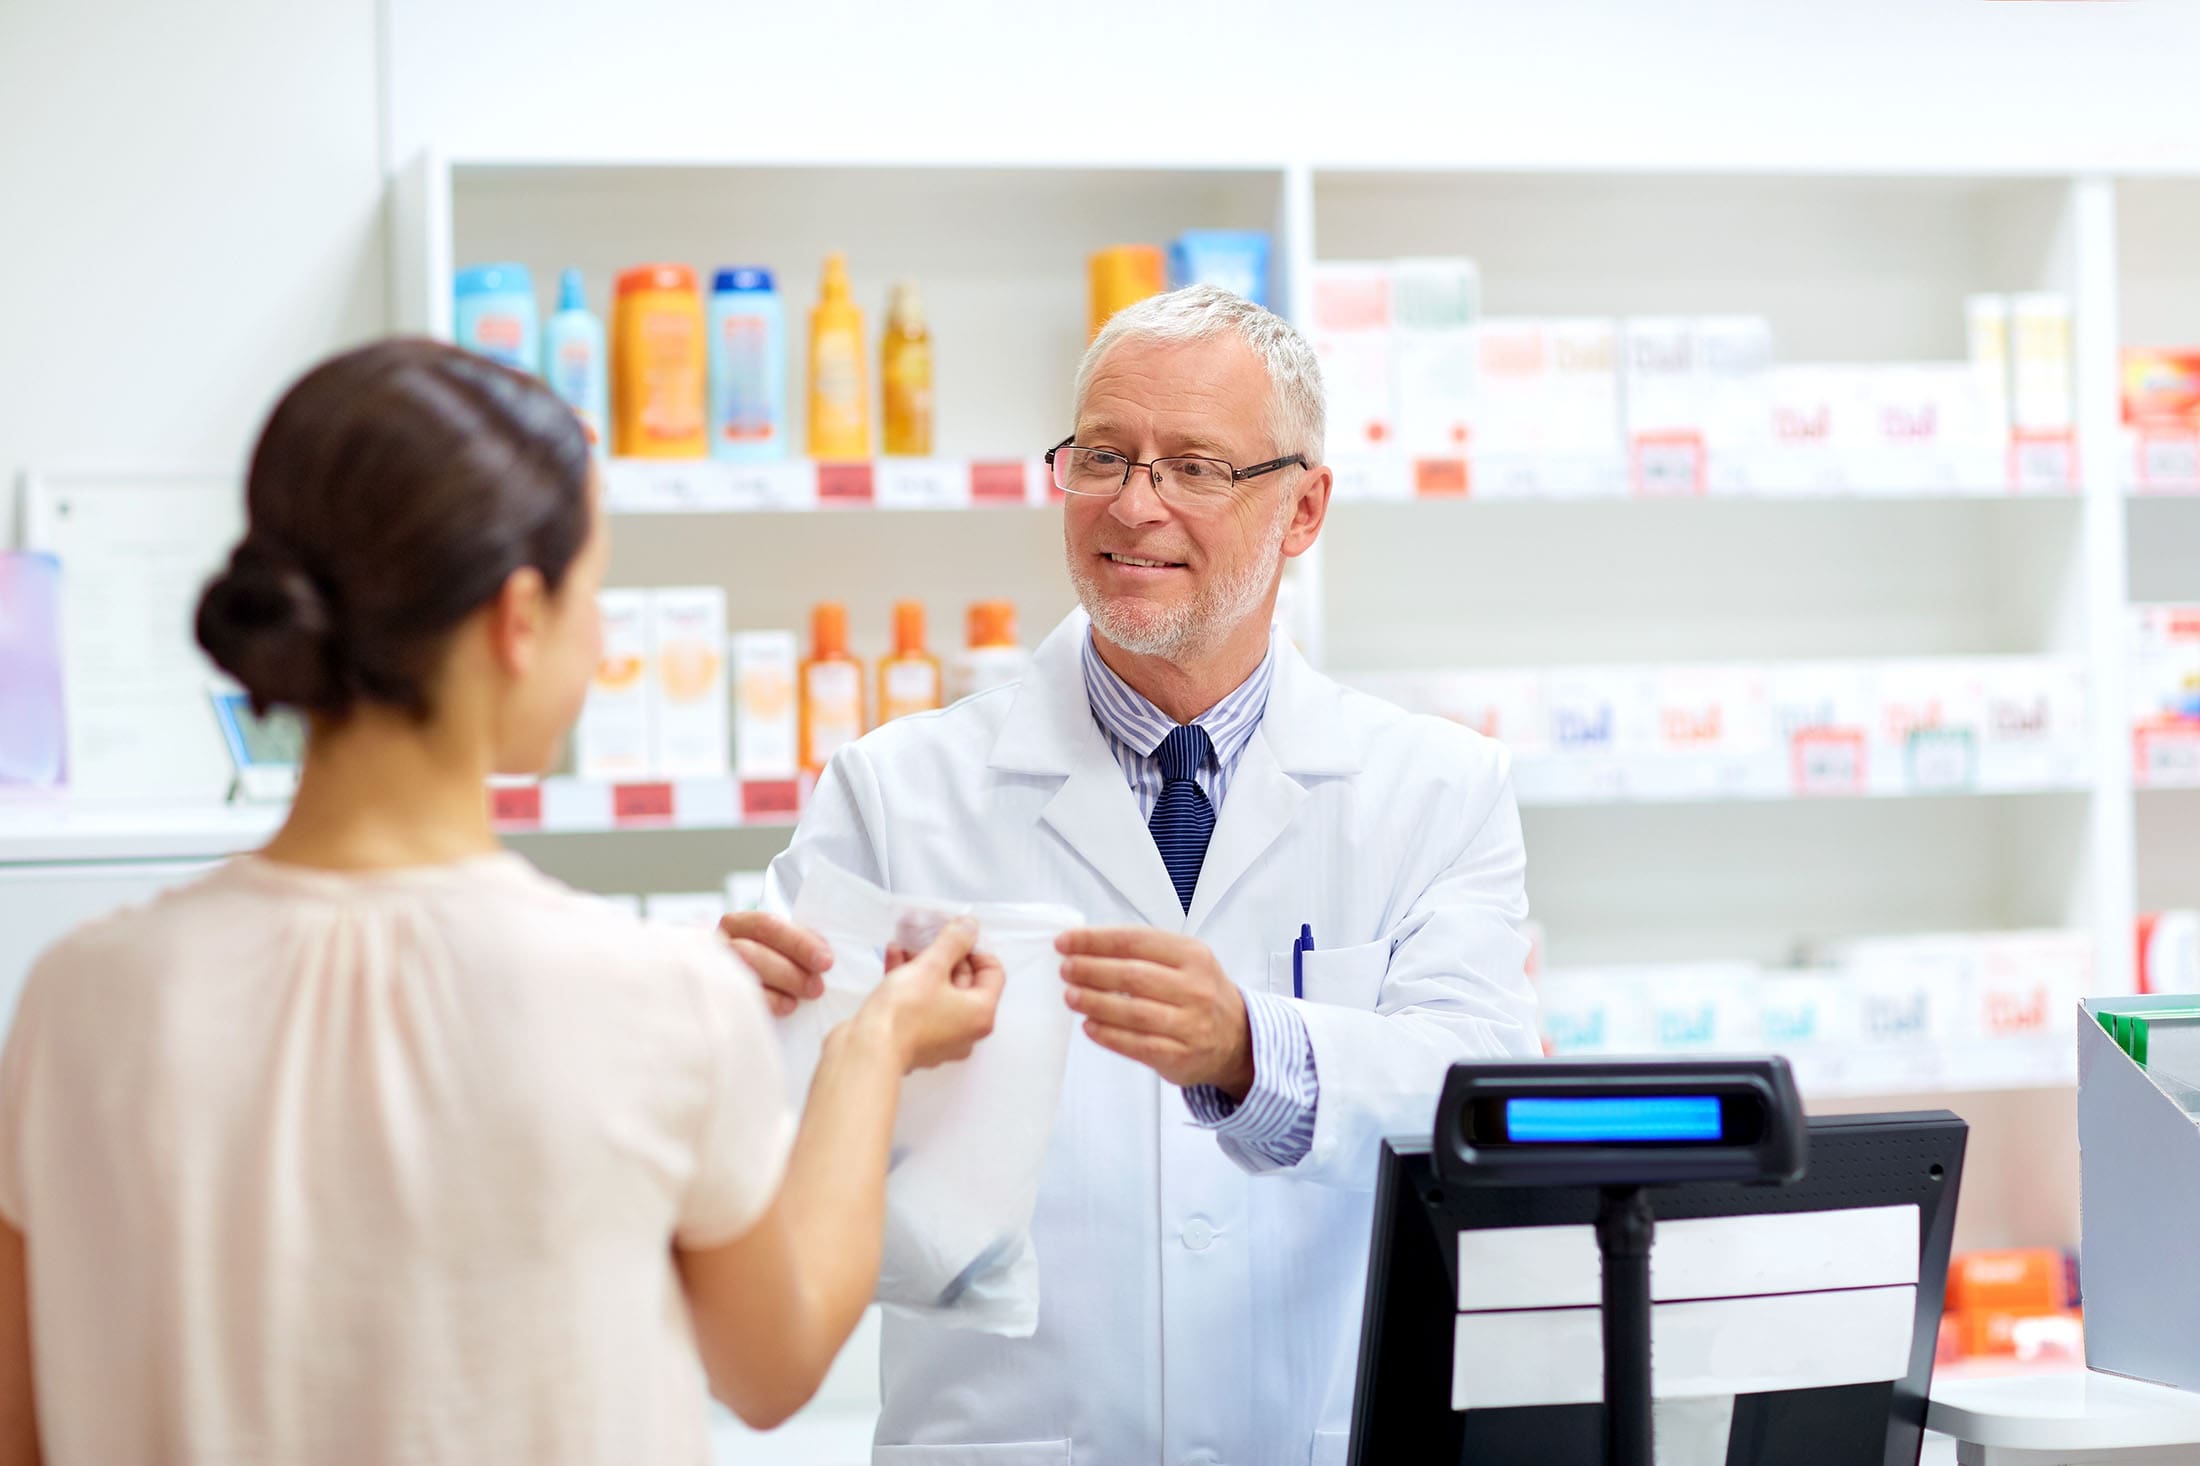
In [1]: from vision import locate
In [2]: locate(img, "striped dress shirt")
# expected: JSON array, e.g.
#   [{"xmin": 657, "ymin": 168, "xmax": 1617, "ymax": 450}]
[{"xmin": 1080, "ymin": 632, "xmax": 1320, "ymax": 1170}]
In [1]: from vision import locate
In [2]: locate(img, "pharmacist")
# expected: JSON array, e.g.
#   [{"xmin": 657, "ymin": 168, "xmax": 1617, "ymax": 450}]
[{"xmin": 722, "ymin": 285, "xmax": 1538, "ymax": 1464}]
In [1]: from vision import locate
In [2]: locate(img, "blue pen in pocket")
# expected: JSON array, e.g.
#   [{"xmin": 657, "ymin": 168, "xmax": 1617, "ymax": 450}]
[{"xmin": 1292, "ymin": 923, "xmax": 1314, "ymax": 1000}]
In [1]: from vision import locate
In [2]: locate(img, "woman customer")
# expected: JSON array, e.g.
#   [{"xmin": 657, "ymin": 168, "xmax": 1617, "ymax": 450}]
[{"xmin": 0, "ymin": 338, "xmax": 998, "ymax": 1464}]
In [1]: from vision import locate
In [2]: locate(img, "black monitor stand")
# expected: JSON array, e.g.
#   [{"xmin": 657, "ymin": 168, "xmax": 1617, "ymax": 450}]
[{"xmin": 1349, "ymin": 1111, "xmax": 1967, "ymax": 1466}]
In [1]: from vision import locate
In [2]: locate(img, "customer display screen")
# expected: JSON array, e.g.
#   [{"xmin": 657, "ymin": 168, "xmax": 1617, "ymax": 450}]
[
  {"xmin": 1461, "ymin": 1092, "xmax": 1774, "ymax": 1147},
  {"xmin": 1502, "ymin": 1095, "xmax": 1725, "ymax": 1143}
]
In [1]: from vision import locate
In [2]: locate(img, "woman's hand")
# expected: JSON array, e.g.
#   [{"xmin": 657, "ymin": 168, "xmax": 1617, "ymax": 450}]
[{"xmin": 857, "ymin": 918, "xmax": 1005, "ymax": 1073}]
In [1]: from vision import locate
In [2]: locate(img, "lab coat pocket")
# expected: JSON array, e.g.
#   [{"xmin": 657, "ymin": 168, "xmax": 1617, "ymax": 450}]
[
  {"xmin": 874, "ymin": 1443, "xmax": 1071, "ymax": 1466},
  {"xmin": 1267, "ymin": 939, "xmax": 1390, "ymax": 1011},
  {"xmin": 1310, "ymin": 1430, "xmax": 1351, "ymax": 1466}
]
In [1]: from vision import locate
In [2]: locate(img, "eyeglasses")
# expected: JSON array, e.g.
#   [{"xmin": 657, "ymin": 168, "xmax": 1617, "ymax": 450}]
[{"xmin": 1047, "ymin": 438, "xmax": 1306, "ymax": 503}]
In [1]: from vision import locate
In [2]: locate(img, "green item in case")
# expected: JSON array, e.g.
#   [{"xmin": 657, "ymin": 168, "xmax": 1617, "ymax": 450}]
[{"xmin": 2128, "ymin": 1008, "xmax": 2200, "ymax": 1072}]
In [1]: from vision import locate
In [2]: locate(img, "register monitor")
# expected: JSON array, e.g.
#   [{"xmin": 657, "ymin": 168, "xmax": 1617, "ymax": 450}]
[{"xmin": 1349, "ymin": 1109, "xmax": 1967, "ymax": 1466}]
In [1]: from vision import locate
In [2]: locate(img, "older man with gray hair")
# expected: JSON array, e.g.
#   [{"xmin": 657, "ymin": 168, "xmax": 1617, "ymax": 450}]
[{"xmin": 725, "ymin": 285, "xmax": 1538, "ymax": 1464}]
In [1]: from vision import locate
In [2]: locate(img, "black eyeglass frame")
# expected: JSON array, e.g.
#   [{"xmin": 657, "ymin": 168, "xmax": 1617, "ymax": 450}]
[{"xmin": 1045, "ymin": 437, "xmax": 1308, "ymax": 496}]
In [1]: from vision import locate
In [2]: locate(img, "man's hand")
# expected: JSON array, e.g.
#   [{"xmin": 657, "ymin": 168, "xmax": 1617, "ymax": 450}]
[
  {"xmin": 1056, "ymin": 927, "xmax": 1255, "ymax": 1099},
  {"xmin": 719, "ymin": 911, "xmax": 834, "ymax": 1017}
]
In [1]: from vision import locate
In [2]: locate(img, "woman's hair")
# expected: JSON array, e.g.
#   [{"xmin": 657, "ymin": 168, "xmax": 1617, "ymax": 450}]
[{"xmin": 196, "ymin": 338, "xmax": 591, "ymax": 720}]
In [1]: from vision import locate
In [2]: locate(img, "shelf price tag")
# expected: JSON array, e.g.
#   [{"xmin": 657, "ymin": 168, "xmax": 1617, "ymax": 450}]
[
  {"xmin": 876, "ymin": 459, "xmax": 971, "ymax": 510},
  {"xmin": 540, "ymin": 778, "xmax": 613, "ymax": 830},
  {"xmin": 2135, "ymin": 723, "xmax": 2200, "ymax": 788},
  {"xmin": 1412, "ymin": 458, "xmax": 1470, "ymax": 499},
  {"xmin": 1329, "ymin": 454, "xmax": 1409, "ymax": 503},
  {"xmin": 816, "ymin": 462, "xmax": 877, "ymax": 507},
  {"xmin": 1906, "ymin": 728, "xmax": 1978, "ymax": 793},
  {"xmin": 1790, "ymin": 728, "xmax": 1867, "ymax": 797},
  {"xmin": 488, "ymin": 783, "xmax": 544, "ymax": 828},
  {"xmin": 2008, "ymin": 431, "xmax": 2077, "ymax": 494},
  {"xmin": 720, "ymin": 461, "xmax": 817, "ymax": 513},
  {"xmin": 607, "ymin": 461, "xmax": 714, "ymax": 513},
  {"xmin": 740, "ymin": 778, "xmax": 803, "ymax": 823},
  {"xmin": 1629, "ymin": 432, "xmax": 1707, "ymax": 497},
  {"xmin": 2135, "ymin": 430, "xmax": 2200, "ymax": 494},
  {"xmin": 673, "ymin": 778, "xmax": 738, "ymax": 828},
  {"xmin": 968, "ymin": 460, "xmax": 1029, "ymax": 506},
  {"xmin": 612, "ymin": 781, "xmax": 676, "ymax": 824}
]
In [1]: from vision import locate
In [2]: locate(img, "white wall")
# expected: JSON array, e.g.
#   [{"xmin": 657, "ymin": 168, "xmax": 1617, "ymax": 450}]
[
  {"xmin": 387, "ymin": 0, "xmax": 2200, "ymax": 173},
  {"xmin": 0, "ymin": 0, "xmax": 388, "ymax": 535}
]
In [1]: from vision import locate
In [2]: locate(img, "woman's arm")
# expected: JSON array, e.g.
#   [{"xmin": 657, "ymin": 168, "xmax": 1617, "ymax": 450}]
[
  {"xmin": 677, "ymin": 920, "xmax": 1001, "ymax": 1429},
  {"xmin": 0, "ymin": 1223, "xmax": 39, "ymax": 1466}
]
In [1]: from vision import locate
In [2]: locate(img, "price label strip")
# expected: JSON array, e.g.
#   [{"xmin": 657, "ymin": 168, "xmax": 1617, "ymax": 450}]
[
  {"xmin": 1906, "ymin": 727, "xmax": 1978, "ymax": 794},
  {"xmin": 1790, "ymin": 728, "xmax": 1868, "ymax": 798},
  {"xmin": 2136, "ymin": 723, "xmax": 2200, "ymax": 788},
  {"xmin": 2136, "ymin": 429, "xmax": 2200, "ymax": 495},
  {"xmin": 1630, "ymin": 432, "xmax": 1707, "ymax": 497}
]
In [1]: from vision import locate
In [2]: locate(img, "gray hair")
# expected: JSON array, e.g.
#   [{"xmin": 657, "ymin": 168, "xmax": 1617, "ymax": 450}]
[{"xmin": 1073, "ymin": 285, "xmax": 1326, "ymax": 466}]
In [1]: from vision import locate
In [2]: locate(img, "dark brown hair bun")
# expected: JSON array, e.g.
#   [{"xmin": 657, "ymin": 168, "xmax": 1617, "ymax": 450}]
[
  {"xmin": 195, "ymin": 337, "xmax": 591, "ymax": 720},
  {"xmin": 195, "ymin": 539, "xmax": 345, "ymax": 715}
]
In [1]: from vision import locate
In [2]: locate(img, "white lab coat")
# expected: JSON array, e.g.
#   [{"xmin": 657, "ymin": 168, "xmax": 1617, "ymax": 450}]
[{"xmin": 763, "ymin": 609, "xmax": 1538, "ymax": 1466}]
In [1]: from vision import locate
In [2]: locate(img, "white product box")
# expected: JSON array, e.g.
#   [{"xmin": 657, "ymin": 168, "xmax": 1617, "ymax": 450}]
[
  {"xmin": 1311, "ymin": 262, "xmax": 1396, "ymax": 454},
  {"xmin": 2010, "ymin": 293, "xmax": 2075, "ymax": 436},
  {"xmin": 575, "ymin": 589, "xmax": 656, "ymax": 781},
  {"xmin": 2131, "ymin": 605, "xmax": 2200, "ymax": 724},
  {"xmin": 723, "ymin": 870, "xmax": 770, "ymax": 915},
  {"xmin": 1546, "ymin": 319, "xmax": 1626, "ymax": 495},
  {"xmin": 1768, "ymin": 662, "xmax": 1875, "ymax": 797},
  {"xmin": 1469, "ymin": 319, "xmax": 1550, "ymax": 489},
  {"xmin": 2141, "ymin": 911, "xmax": 2200, "ymax": 996},
  {"xmin": 1341, "ymin": 669, "xmax": 1549, "ymax": 759},
  {"xmin": 1840, "ymin": 936, "xmax": 1974, "ymax": 1092},
  {"xmin": 1639, "ymin": 665, "xmax": 1775, "ymax": 800},
  {"xmin": 644, "ymin": 891, "xmax": 727, "ymax": 929},
  {"xmin": 1390, "ymin": 258, "xmax": 1480, "ymax": 457},
  {"xmin": 650, "ymin": 587, "xmax": 730, "ymax": 779},
  {"xmin": 1696, "ymin": 317, "xmax": 1773, "ymax": 493},
  {"xmin": 730, "ymin": 630, "xmax": 800, "ymax": 780},
  {"xmin": 1472, "ymin": 319, "xmax": 1547, "ymax": 454},
  {"xmin": 1977, "ymin": 658, "xmax": 2089, "ymax": 790},
  {"xmin": 590, "ymin": 892, "xmax": 644, "ymax": 920},
  {"xmin": 1432, "ymin": 669, "xmax": 1551, "ymax": 757},
  {"xmin": 1972, "ymin": 930, "xmax": 2087, "ymax": 1045},
  {"xmin": 1623, "ymin": 319, "xmax": 1705, "ymax": 495},
  {"xmin": 1754, "ymin": 366, "xmax": 1876, "ymax": 496},
  {"xmin": 1535, "ymin": 968, "xmax": 1652, "ymax": 1056},
  {"xmin": 1525, "ymin": 666, "xmax": 1655, "ymax": 804},
  {"xmin": 1858, "ymin": 363, "xmax": 2001, "ymax": 493},
  {"xmin": 1965, "ymin": 294, "xmax": 2013, "ymax": 446},
  {"xmin": 1757, "ymin": 970, "xmax": 1858, "ymax": 1093},
  {"xmin": 1640, "ymin": 962, "xmax": 1763, "ymax": 1053},
  {"xmin": 1870, "ymin": 659, "xmax": 1988, "ymax": 796}
]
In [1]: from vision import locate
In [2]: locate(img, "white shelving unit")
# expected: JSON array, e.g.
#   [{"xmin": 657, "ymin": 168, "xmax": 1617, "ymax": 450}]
[
  {"xmin": 406, "ymin": 157, "xmax": 2175, "ymax": 1279},
  {"xmin": 2119, "ymin": 179, "xmax": 2200, "ymax": 928},
  {"xmin": 9, "ymin": 153, "xmax": 2192, "ymax": 1270}
]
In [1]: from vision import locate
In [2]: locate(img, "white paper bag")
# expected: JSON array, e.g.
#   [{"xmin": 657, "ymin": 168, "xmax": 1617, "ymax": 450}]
[{"xmin": 782, "ymin": 859, "xmax": 1082, "ymax": 1336}]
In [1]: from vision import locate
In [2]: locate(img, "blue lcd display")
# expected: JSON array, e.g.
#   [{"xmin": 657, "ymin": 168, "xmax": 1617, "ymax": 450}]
[{"xmin": 1504, "ymin": 1096, "xmax": 1724, "ymax": 1144}]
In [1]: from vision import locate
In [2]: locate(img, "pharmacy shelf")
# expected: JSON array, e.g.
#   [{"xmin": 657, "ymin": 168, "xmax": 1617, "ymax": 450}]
[
  {"xmin": 2134, "ymin": 723, "xmax": 2200, "ymax": 789},
  {"xmin": 489, "ymin": 775, "xmax": 800, "ymax": 835},
  {"xmin": 0, "ymin": 777, "xmax": 801, "ymax": 867},
  {"xmin": 0, "ymin": 801, "xmax": 285, "ymax": 866},
  {"xmin": 1798, "ymin": 1037, "xmax": 2076, "ymax": 1100},
  {"xmin": 601, "ymin": 453, "xmax": 2079, "ymax": 516},
  {"xmin": 1514, "ymin": 769, "xmax": 2092, "ymax": 810},
  {"xmin": 1329, "ymin": 452, "xmax": 2074, "ymax": 504},
  {"xmin": 603, "ymin": 456, "xmax": 1054, "ymax": 515}
]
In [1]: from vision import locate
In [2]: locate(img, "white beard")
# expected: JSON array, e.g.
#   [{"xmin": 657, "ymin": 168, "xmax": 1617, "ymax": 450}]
[{"xmin": 1068, "ymin": 496, "xmax": 1291, "ymax": 662}]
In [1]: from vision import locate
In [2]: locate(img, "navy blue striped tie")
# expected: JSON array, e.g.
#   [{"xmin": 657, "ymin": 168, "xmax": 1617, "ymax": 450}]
[{"xmin": 1150, "ymin": 724, "xmax": 1216, "ymax": 913}]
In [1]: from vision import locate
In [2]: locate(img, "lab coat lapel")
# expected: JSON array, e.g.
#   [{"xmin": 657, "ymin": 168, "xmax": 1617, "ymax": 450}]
[
  {"xmin": 1182, "ymin": 730, "xmax": 1303, "ymax": 934},
  {"xmin": 1183, "ymin": 635, "xmax": 1363, "ymax": 934},
  {"xmin": 991, "ymin": 611, "xmax": 1187, "ymax": 930}
]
